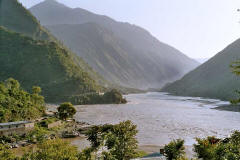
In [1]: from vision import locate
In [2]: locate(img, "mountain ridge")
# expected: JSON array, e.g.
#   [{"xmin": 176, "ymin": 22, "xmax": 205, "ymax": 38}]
[
  {"xmin": 0, "ymin": 0, "xmax": 107, "ymax": 102},
  {"xmin": 162, "ymin": 38, "xmax": 240, "ymax": 100},
  {"xmin": 30, "ymin": 0, "xmax": 199, "ymax": 89}
]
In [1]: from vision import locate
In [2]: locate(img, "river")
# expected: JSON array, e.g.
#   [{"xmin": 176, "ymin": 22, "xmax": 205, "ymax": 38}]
[{"xmin": 73, "ymin": 92, "xmax": 240, "ymax": 148}]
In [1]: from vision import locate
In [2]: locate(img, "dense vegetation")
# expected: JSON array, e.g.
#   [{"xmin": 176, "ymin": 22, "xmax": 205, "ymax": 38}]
[
  {"xmin": 0, "ymin": 0, "xmax": 51, "ymax": 40},
  {"xmin": 84, "ymin": 120, "xmax": 138, "ymax": 160},
  {"xmin": 0, "ymin": 26, "xmax": 100, "ymax": 103},
  {"xmin": 30, "ymin": 0, "xmax": 199, "ymax": 89},
  {"xmin": 0, "ymin": 78, "xmax": 45, "ymax": 123},
  {"xmin": 0, "ymin": 0, "xmax": 120, "ymax": 103},
  {"xmin": 70, "ymin": 89, "xmax": 127, "ymax": 105},
  {"xmin": 193, "ymin": 131, "xmax": 240, "ymax": 160},
  {"xmin": 163, "ymin": 38, "xmax": 240, "ymax": 101},
  {"xmin": 162, "ymin": 131, "xmax": 240, "ymax": 160},
  {"xmin": 0, "ymin": 121, "xmax": 140, "ymax": 160},
  {"xmin": 23, "ymin": 139, "xmax": 79, "ymax": 160}
]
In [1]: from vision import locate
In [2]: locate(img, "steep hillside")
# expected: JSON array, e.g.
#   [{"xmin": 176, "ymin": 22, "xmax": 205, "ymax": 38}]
[
  {"xmin": 162, "ymin": 39, "xmax": 240, "ymax": 100},
  {"xmin": 46, "ymin": 23, "xmax": 182, "ymax": 88},
  {"xmin": 30, "ymin": 0, "xmax": 199, "ymax": 89},
  {"xmin": 0, "ymin": 0, "xmax": 51, "ymax": 40},
  {"xmin": 0, "ymin": 26, "xmax": 99, "ymax": 102},
  {"xmin": 0, "ymin": 0, "xmax": 107, "ymax": 102}
]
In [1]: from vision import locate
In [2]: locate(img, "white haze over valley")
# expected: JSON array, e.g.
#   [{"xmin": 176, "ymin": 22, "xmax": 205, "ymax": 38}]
[{"xmin": 20, "ymin": 0, "xmax": 240, "ymax": 59}]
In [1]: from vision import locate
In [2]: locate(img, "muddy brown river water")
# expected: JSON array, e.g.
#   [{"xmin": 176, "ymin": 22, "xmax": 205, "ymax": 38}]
[{"xmin": 73, "ymin": 92, "xmax": 240, "ymax": 147}]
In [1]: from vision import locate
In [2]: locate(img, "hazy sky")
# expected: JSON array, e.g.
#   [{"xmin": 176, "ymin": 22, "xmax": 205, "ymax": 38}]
[{"xmin": 19, "ymin": 0, "xmax": 240, "ymax": 59}]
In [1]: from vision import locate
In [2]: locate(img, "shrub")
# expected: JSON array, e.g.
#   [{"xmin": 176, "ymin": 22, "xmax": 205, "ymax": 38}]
[
  {"xmin": 22, "ymin": 139, "xmax": 79, "ymax": 160},
  {"xmin": 164, "ymin": 139, "xmax": 185, "ymax": 160}
]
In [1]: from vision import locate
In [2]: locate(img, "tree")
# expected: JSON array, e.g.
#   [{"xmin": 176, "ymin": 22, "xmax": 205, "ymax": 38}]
[
  {"xmin": 103, "ymin": 89, "xmax": 127, "ymax": 104},
  {"xmin": 85, "ymin": 120, "xmax": 138, "ymax": 160},
  {"xmin": 0, "ymin": 78, "xmax": 45, "ymax": 123},
  {"xmin": 108, "ymin": 120, "xmax": 138, "ymax": 160},
  {"xmin": 192, "ymin": 132, "xmax": 240, "ymax": 160},
  {"xmin": 57, "ymin": 102, "xmax": 76, "ymax": 120},
  {"xmin": 193, "ymin": 137, "xmax": 219, "ymax": 160},
  {"xmin": 22, "ymin": 139, "xmax": 79, "ymax": 160},
  {"xmin": 164, "ymin": 139, "xmax": 185, "ymax": 160}
]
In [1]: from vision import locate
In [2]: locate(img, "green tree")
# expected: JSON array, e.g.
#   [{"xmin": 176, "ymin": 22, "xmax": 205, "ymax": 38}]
[
  {"xmin": 103, "ymin": 89, "xmax": 127, "ymax": 104},
  {"xmin": 164, "ymin": 139, "xmax": 185, "ymax": 160},
  {"xmin": 108, "ymin": 120, "xmax": 138, "ymax": 160},
  {"xmin": 193, "ymin": 136, "xmax": 220, "ymax": 160},
  {"xmin": 0, "ymin": 78, "xmax": 45, "ymax": 123},
  {"xmin": 85, "ymin": 120, "xmax": 138, "ymax": 160},
  {"xmin": 57, "ymin": 102, "xmax": 76, "ymax": 120}
]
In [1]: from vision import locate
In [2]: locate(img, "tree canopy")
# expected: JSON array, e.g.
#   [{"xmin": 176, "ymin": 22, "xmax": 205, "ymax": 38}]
[
  {"xmin": 57, "ymin": 102, "xmax": 76, "ymax": 120},
  {"xmin": 0, "ymin": 78, "xmax": 45, "ymax": 123},
  {"xmin": 85, "ymin": 120, "xmax": 138, "ymax": 160}
]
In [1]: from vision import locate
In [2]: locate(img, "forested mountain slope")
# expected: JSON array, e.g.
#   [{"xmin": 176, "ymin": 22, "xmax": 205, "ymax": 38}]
[
  {"xmin": 0, "ymin": 0, "xmax": 106, "ymax": 102},
  {"xmin": 162, "ymin": 39, "xmax": 240, "ymax": 100}
]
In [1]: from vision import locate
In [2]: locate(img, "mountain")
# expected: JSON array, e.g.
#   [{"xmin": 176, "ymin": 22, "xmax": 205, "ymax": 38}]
[
  {"xmin": 0, "ymin": 0, "xmax": 51, "ymax": 40},
  {"xmin": 0, "ymin": 26, "xmax": 100, "ymax": 102},
  {"xmin": 0, "ymin": 0, "xmax": 104, "ymax": 102},
  {"xmin": 30, "ymin": 0, "xmax": 199, "ymax": 89},
  {"xmin": 162, "ymin": 39, "xmax": 240, "ymax": 100}
]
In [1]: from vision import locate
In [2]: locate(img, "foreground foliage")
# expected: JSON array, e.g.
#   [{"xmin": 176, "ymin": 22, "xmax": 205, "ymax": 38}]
[
  {"xmin": 164, "ymin": 139, "xmax": 185, "ymax": 160},
  {"xmin": 3, "ymin": 128, "xmax": 240, "ymax": 159},
  {"xmin": 163, "ymin": 131, "xmax": 240, "ymax": 160},
  {"xmin": 0, "ymin": 121, "xmax": 139, "ymax": 160},
  {"xmin": 85, "ymin": 120, "xmax": 138, "ymax": 160},
  {"xmin": 0, "ymin": 144, "xmax": 16, "ymax": 160},
  {"xmin": 0, "ymin": 78, "xmax": 45, "ymax": 123},
  {"xmin": 193, "ymin": 131, "xmax": 240, "ymax": 160},
  {"xmin": 23, "ymin": 139, "xmax": 79, "ymax": 160}
]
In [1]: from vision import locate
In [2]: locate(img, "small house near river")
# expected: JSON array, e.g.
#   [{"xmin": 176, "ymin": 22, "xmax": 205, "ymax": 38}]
[{"xmin": 0, "ymin": 121, "xmax": 34, "ymax": 136}]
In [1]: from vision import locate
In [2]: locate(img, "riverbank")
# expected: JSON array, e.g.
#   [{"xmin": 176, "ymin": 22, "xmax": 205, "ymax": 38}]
[
  {"xmin": 71, "ymin": 92, "xmax": 240, "ymax": 155},
  {"xmin": 214, "ymin": 104, "xmax": 240, "ymax": 112}
]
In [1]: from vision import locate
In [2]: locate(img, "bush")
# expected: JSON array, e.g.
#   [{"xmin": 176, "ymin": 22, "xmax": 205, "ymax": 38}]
[
  {"xmin": 26, "ymin": 126, "xmax": 50, "ymax": 143},
  {"xmin": 22, "ymin": 139, "xmax": 79, "ymax": 160},
  {"xmin": 164, "ymin": 139, "xmax": 185, "ymax": 160},
  {"xmin": 0, "ymin": 144, "xmax": 16, "ymax": 160}
]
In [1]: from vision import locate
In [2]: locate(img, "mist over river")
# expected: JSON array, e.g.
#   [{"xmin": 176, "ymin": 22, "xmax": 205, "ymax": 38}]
[{"xmin": 74, "ymin": 92, "xmax": 240, "ymax": 147}]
